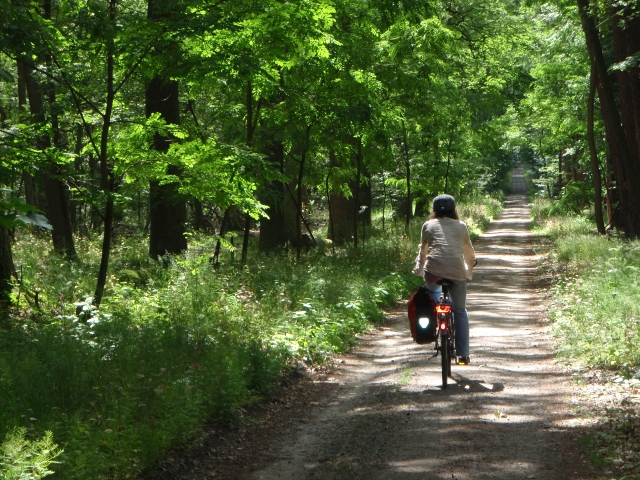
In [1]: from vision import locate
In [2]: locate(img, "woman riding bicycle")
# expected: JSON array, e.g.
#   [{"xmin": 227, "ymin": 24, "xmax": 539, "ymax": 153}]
[{"xmin": 412, "ymin": 194, "xmax": 476, "ymax": 365}]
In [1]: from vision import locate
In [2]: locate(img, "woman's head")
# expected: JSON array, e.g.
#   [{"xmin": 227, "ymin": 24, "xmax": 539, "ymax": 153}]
[{"xmin": 430, "ymin": 194, "xmax": 458, "ymax": 220}]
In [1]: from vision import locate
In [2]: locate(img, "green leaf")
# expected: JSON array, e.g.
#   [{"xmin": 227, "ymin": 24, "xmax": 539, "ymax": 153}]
[
  {"xmin": 0, "ymin": 68, "xmax": 14, "ymax": 83},
  {"xmin": 15, "ymin": 212, "xmax": 53, "ymax": 230}
]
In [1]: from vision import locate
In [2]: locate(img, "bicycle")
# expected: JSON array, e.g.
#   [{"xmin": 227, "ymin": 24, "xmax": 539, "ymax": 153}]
[{"xmin": 433, "ymin": 278, "xmax": 455, "ymax": 389}]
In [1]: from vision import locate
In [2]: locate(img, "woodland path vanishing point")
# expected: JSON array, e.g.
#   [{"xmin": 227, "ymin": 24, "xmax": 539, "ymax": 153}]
[
  {"xmin": 241, "ymin": 169, "xmax": 598, "ymax": 480},
  {"xmin": 161, "ymin": 169, "xmax": 600, "ymax": 480}
]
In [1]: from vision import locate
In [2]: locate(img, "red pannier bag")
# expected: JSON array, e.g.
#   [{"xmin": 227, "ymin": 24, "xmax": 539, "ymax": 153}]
[{"xmin": 408, "ymin": 285, "xmax": 437, "ymax": 344}]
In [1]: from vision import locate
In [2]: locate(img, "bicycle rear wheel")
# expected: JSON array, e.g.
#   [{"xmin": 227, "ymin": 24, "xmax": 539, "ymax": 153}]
[
  {"xmin": 441, "ymin": 333, "xmax": 449, "ymax": 388},
  {"xmin": 448, "ymin": 312, "xmax": 454, "ymax": 376}
]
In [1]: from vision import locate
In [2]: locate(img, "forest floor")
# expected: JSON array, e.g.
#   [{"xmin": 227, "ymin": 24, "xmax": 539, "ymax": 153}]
[{"xmin": 148, "ymin": 192, "xmax": 608, "ymax": 480}]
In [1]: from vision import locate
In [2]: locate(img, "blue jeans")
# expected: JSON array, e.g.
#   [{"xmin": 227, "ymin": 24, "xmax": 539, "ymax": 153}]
[{"xmin": 424, "ymin": 273, "xmax": 469, "ymax": 357}]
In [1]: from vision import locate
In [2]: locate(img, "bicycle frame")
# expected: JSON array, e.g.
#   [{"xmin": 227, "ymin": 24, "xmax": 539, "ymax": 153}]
[{"xmin": 434, "ymin": 282, "xmax": 455, "ymax": 388}]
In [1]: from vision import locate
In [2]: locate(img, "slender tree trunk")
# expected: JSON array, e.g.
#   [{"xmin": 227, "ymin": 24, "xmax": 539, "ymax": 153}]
[
  {"xmin": 293, "ymin": 126, "xmax": 311, "ymax": 261},
  {"xmin": 401, "ymin": 122, "xmax": 411, "ymax": 231},
  {"xmin": 325, "ymin": 163, "xmax": 336, "ymax": 255},
  {"xmin": 577, "ymin": 0, "xmax": 640, "ymax": 236},
  {"xmin": 88, "ymin": 153, "xmax": 102, "ymax": 230},
  {"xmin": 361, "ymin": 167, "xmax": 372, "ymax": 226},
  {"xmin": 296, "ymin": 152, "xmax": 306, "ymax": 261},
  {"xmin": 444, "ymin": 127, "xmax": 453, "ymax": 194},
  {"xmin": 605, "ymin": 154, "xmax": 615, "ymax": 226},
  {"xmin": 382, "ymin": 176, "xmax": 386, "ymax": 233},
  {"xmin": 17, "ymin": 60, "xmax": 37, "ymax": 211},
  {"xmin": 0, "ymin": 225, "xmax": 15, "ymax": 308},
  {"xmin": 71, "ymin": 124, "xmax": 84, "ymax": 232},
  {"xmin": 242, "ymin": 80, "xmax": 255, "ymax": 266},
  {"xmin": 212, "ymin": 209, "xmax": 230, "ymax": 266},
  {"xmin": 94, "ymin": 2, "xmax": 117, "ymax": 307},
  {"xmin": 587, "ymin": 64, "xmax": 606, "ymax": 235},
  {"xmin": 353, "ymin": 138, "xmax": 361, "ymax": 247}
]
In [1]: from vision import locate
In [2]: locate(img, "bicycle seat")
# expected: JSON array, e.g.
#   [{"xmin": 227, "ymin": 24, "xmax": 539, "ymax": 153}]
[{"xmin": 436, "ymin": 278, "xmax": 454, "ymax": 286}]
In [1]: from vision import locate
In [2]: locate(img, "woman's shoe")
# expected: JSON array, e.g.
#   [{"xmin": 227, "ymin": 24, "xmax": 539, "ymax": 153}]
[{"xmin": 458, "ymin": 356, "xmax": 470, "ymax": 365}]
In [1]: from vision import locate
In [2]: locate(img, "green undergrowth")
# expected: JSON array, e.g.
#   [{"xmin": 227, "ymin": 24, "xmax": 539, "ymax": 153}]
[
  {"xmin": 458, "ymin": 195, "xmax": 504, "ymax": 240},
  {"xmin": 533, "ymin": 198, "xmax": 640, "ymax": 371},
  {"xmin": 534, "ymin": 198, "xmax": 640, "ymax": 477},
  {"xmin": 0, "ymin": 198, "xmax": 498, "ymax": 479}
]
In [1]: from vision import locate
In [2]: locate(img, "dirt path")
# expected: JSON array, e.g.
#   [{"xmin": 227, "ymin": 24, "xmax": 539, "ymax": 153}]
[
  {"xmin": 152, "ymin": 170, "xmax": 601, "ymax": 480},
  {"xmin": 242, "ymin": 173, "xmax": 598, "ymax": 480}
]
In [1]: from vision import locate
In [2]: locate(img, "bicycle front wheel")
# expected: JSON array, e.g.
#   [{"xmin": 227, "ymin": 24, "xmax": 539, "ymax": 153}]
[{"xmin": 441, "ymin": 333, "xmax": 449, "ymax": 388}]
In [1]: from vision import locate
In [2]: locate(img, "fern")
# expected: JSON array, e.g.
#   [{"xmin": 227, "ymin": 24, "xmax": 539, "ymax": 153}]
[{"xmin": 0, "ymin": 428, "xmax": 63, "ymax": 480}]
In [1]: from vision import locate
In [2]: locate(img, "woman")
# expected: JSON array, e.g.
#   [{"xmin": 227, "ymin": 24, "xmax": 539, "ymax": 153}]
[{"xmin": 412, "ymin": 194, "xmax": 476, "ymax": 364}]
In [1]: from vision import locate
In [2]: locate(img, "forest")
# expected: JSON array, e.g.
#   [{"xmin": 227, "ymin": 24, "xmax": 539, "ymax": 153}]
[{"xmin": 1, "ymin": 0, "xmax": 639, "ymax": 477}]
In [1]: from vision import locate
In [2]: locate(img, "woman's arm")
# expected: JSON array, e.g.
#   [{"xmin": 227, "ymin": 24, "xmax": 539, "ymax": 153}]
[
  {"xmin": 412, "ymin": 240, "xmax": 429, "ymax": 276},
  {"xmin": 462, "ymin": 224, "xmax": 476, "ymax": 279}
]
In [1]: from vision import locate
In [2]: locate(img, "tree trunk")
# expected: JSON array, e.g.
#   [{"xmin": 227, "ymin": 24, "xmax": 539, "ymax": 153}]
[
  {"xmin": 353, "ymin": 138, "xmax": 361, "ymax": 247},
  {"xmin": 259, "ymin": 143, "xmax": 289, "ymax": 252},
  {"xmin": 18, "ymin": 60, "xmax": 38, "ymax": 211},
  {"xmin": 241, "ymin": 81, "xmax": 255, "ymax": 266},
  {"xmin": 605, "ymin": 154, "xmax": 616, "ymax": 227},
  {"xmin": 325, "ymin": 163, "xmax": 336, "ymax": 254},
  {"xmin": 70, "ymin": 124, "xmax": 84, "ymax": 232},
  {"xmin": 148, "ymin": 166, "xmax": 187, "ymax": 259},
  {"xmin": 557, "ymin": 149, "xmax": 564, "ymax": 196},
  {"xmin": 401, "ymin": 123, "xmax": 412, "ymax": 230},
  {"xmin": 193, "ymin": 199, "xmax": 205, "ymax": 231},
  {"xmin": 414, "ymin": 197, "xmax": 429, "ymax": 218},
  {"xmin": 0, "ymin": 225, "xmax": 15, "ymax": 308},
  {"xmin": 88, "ymin": 153, "xmax": 102, "ymax": 230},
  {"xmin": 22, "ymin": 60, "xmax": 76, "ymax": 258},
  {"xmin": 146, "ymin": 0, "xmax": 187, "ymax": 259},
  {"xmin": 295, "ymin": 151, "xmax": 306, "ymax": 261},
  {"xmin": 577, "ymin": 0, "xmax": 640, "ymax": 236},
  {"xmin": 327, "ymin": 150, "xmax": 355, "ymax": 245},
  {"xmin": 361, "ymin": 167, "xmax": 372, "ymax": 226},
  {"xmin": 328, "ymin": 190, "xmax": 355, "ymax": 245},
  {"xmin": 93, "ymin": 0, "xmax": 117, "ymax": 308},
  {"xmin": 611, "ymin": 2, "xmax": 640, "ymax": 162},
  {"xmin": 146, "ymin": 76, "xmax": 187, "ymax": 259},
  {"xmin": 587, "ymin": 64, "xmax": 606, "ymax": 235},
  {"xmin": 444, "ymin": 128, "xmax": 453, "ymax": 194}
]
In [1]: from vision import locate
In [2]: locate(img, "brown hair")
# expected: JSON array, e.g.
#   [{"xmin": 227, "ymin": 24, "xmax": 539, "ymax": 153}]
[{"xmin": 429, "ymin": 210, "xmax": 459, "ymax": 220}]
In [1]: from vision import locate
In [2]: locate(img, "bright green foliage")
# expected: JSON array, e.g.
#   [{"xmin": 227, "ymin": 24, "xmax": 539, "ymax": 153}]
[
  {"xmin": 539, "ymin": 208, "xmax": 640, "ymax": 370},
  {"xmin": 0, "ymin": 428, "xmax": 62, "ymax": 480},
  {"xmin": 513, "ymin": 3, "xmax": 600, "ymax": 207}
]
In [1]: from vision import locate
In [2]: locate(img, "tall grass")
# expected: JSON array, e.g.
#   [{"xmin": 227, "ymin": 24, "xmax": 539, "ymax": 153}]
[
  {"xmin": 536, "ymin": 206, "xmax": 640, "ymax": 371},
  {"xmin": 458, "ymin": 195, "xmax": 504, "ymax": 240},
  {"xmin": 0, "ymin": 198, "xmax": 499, "ymax": 478}
]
